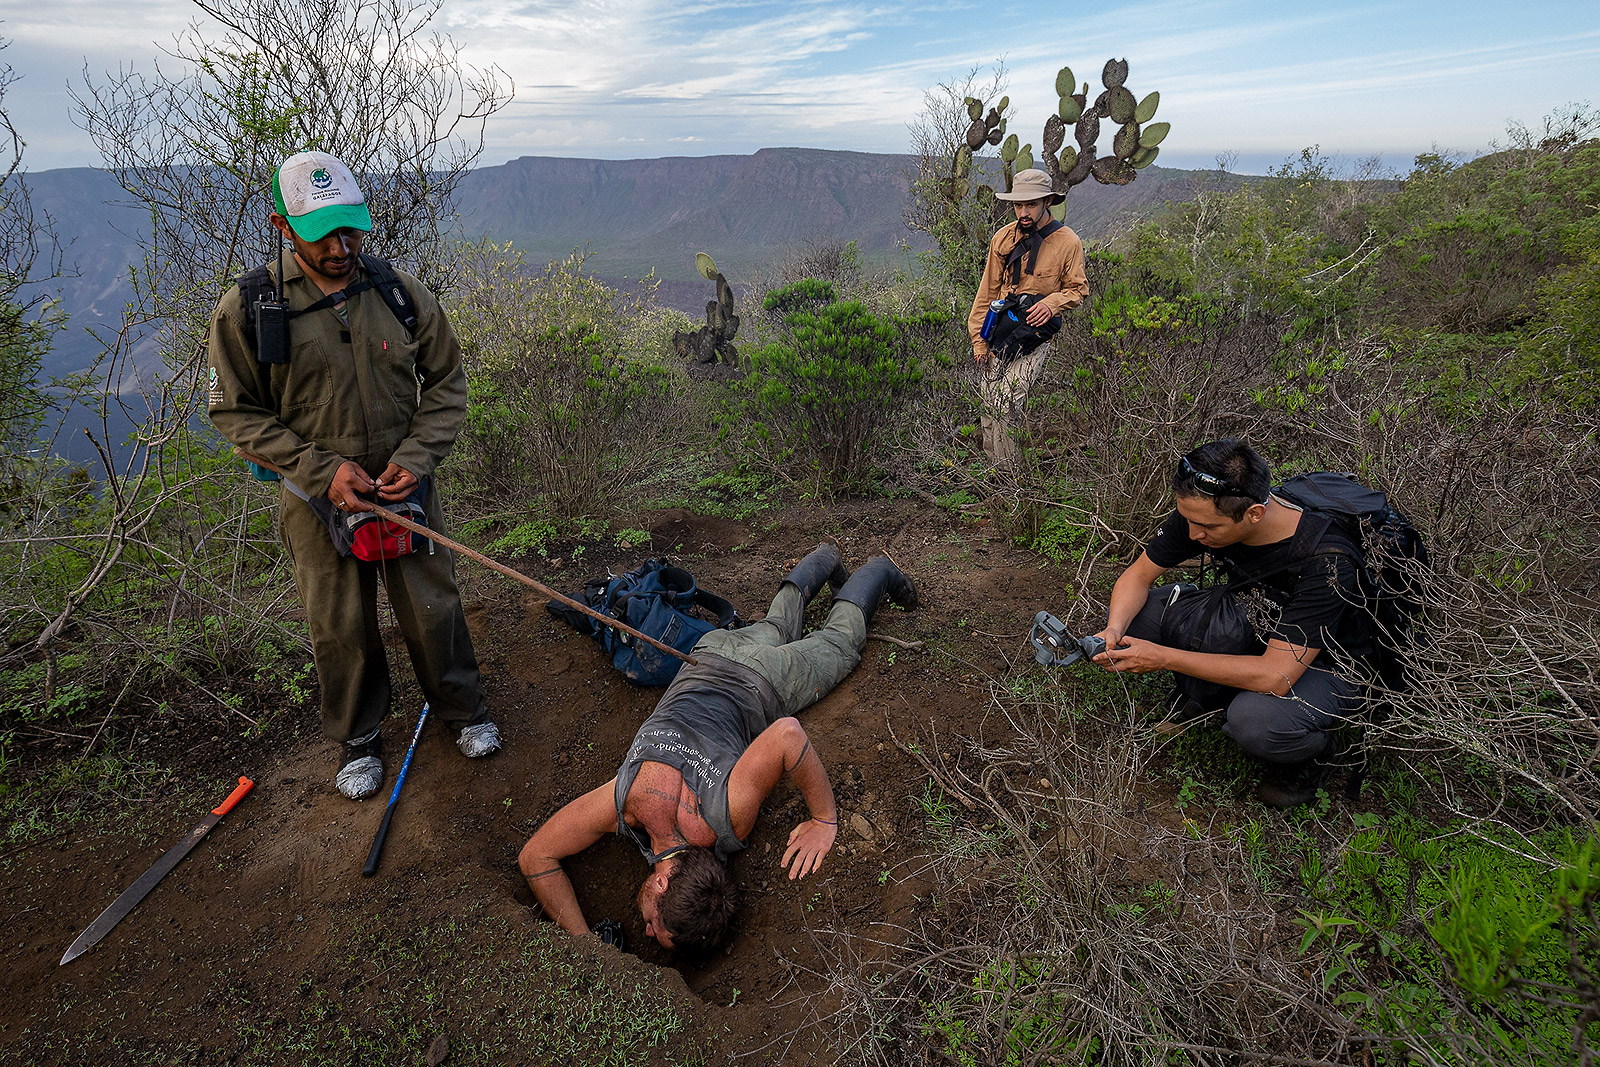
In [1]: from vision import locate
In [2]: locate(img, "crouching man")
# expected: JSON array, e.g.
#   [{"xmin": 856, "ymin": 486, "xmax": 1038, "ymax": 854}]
[
  {"xmin": 1093, "ymin": 439, "xmax": 1373, "ymax": 808},
  {"xmin": 518, "ymin": 545, "xmax": 917, "ymax": 952}
]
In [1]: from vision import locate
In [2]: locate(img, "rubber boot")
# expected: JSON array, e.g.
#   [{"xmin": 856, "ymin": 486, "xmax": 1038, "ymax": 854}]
[
  {"xmin": 833, "ymin": 556, "xmax": 917, "ymax": 624},
  {"xmin": 782, "ymin": 542, "xmax": 850, "ymax": 605}
]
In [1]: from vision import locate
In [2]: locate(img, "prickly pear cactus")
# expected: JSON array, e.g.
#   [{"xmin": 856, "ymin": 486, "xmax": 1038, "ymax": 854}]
[
  {"xmin": 672, "ymin": 252, "xmax": 741, "ymax": 366},
  {"xmin": 947, "ymin": 57, "xmax": 1169, "ymax": 221}
]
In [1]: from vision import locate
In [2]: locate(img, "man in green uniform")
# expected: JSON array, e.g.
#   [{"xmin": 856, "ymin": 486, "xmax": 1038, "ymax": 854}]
[{"xmin": 206, "ymin": 150, "xmax": 499, "ymax": 800}]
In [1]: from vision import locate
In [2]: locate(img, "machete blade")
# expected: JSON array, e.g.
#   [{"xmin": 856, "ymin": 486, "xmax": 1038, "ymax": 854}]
[{"xmin": 59, "ymin": 776, "xmax": 253, "ymax": 966}]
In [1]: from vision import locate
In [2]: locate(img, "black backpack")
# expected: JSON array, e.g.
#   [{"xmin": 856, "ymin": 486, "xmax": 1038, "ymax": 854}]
[
  {"xmin": 1274, "ymin": 471, "xmax": 1429, "ymax": 689},
  {"xmin": 546, "ymin": 558, "xmax": 742, "ymax": 686}
]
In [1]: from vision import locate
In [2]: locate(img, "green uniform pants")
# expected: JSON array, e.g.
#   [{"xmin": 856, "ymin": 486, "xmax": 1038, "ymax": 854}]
[
  {"xmin": 691, "ymin": 583, "xmax": 866, "ymax": 717},
  {"xmin": 280, "ymin": 486, "xmax": 487, "ymax": 743}
]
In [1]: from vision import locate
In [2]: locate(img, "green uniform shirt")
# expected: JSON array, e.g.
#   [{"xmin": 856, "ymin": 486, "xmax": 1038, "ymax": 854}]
[{"xmin": 206, "ymin": 254, "xmax": 468, "ymax": 497}]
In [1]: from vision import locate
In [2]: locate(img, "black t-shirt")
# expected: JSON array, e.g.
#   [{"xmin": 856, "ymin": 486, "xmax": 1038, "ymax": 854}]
[{"xmin": 1144, "ymin": 504, "xmax": 1367, "ymax": 662}]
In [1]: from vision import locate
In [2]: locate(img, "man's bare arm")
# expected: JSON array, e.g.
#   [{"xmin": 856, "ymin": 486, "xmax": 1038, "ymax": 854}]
[
  {"xmin": 517, "ymin": 780, "xmax": 618, "ymax": 936},
  {"xmin": 1095, "ymin": 551, "xmax": 1169, "ymax": 647},
  {"xmin": 726, "ymin": 718, "xmax": 837, "ymax": 878},
  {"xmin": 1097, "ymin": 638, "xmax": 1321, "ymax": 696}
]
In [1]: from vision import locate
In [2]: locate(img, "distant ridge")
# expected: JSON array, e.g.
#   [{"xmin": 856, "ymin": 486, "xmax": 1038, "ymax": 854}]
[
  {"xmin": 454, "ymin": 146, "xmax": 1240, "ymax": 281},
  {"xmin": 24, "ymin": 148, "xmax": 1246, "ymax": 385}
]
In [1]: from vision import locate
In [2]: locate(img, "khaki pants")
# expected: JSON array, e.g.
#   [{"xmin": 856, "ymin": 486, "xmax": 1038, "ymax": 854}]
[
  {"xmin": 977, "ymin": 343, "xmax": 1050, "ymax": 465},
  {"xmin": 280, "ymin": 486, "xmax": 487, "ymax": 743},
  {"xmin": 691, "ymin": 584, "xmax": 866, "ymax": 718}
]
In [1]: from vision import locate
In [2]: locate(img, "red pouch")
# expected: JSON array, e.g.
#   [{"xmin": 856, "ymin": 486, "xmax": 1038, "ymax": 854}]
[{"xmin": 291, "ymin": 476, "xmax": 433, "ymax": 561}]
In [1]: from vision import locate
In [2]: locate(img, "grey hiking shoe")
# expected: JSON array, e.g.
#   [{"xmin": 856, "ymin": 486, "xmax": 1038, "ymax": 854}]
[
  {"xmin": 336, "ymin": 729, "xmax": 384, "ymax": 800},
  {"xmin": 456, "ymin": 719, "xmax": 502, "ymax": 758}
]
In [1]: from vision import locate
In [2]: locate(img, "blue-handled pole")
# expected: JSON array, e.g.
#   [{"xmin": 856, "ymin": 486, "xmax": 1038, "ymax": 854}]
[{"xmin": 362, "ymin": 702, "xmax": 430, "ymax": 877}]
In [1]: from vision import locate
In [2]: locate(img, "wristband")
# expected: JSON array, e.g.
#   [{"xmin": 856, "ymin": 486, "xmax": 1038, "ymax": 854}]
[{"xmin": 812, "ymin": 817, "xmax": 837, "ymax": 825}]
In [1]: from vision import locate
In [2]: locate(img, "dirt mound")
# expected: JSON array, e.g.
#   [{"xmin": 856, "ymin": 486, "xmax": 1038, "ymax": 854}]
[{"xmin": 2, "ymin": 499, "xmax": 1067, "ymax": 1063}]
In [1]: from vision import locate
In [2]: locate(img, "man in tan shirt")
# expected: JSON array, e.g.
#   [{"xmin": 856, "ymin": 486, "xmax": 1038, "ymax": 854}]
[{"xmin": 967, "ymin": 169, "xmax": 1089, "ymax": 465}]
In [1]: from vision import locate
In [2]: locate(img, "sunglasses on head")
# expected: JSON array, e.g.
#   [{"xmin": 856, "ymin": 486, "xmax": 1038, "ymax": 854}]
[{"xmin": 1177, "ymin": 455, "xmax": 1260, "ymax": 502}]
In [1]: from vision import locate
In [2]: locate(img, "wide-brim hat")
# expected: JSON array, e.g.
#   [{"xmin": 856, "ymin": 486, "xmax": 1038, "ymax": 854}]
[
  {"xmin": 994, "ymin": 168, "xmax": 1065, "ymax": 205},
  {"xmin": 272, "ymin": 151, "xmax": 373, "ymax": 241}
]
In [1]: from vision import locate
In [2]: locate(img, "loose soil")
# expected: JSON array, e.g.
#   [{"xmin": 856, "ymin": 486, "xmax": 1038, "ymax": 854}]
[{"xmin": 1, "ymin": 498, "xmax": 1107, "ymax": 1064}]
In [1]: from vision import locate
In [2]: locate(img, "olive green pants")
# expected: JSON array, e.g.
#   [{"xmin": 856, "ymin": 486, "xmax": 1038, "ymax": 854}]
[
  {"xmin": 280, "ymin": 486, "xmax": 487, "ymax": 743},
  {"xmin": 691, "ymin": 584, "xmax": 866, "ymax": 717}
]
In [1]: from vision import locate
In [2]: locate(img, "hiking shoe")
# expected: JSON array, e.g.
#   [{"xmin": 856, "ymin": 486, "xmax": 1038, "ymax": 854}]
[
  {"xmin": 336, "ymin": 730, "xmax": 384, "ymax": 800},
  {"xmin": 1256, "ymin": 755, "xmax": 1336, "ymax": 809},
  {"xmin": 456, "ymin": 719, "xmax": 502, "ymax": 758},
  {"xmin": 1152, "ymin": 695, "xmax": 1216, "ymax": 737}
]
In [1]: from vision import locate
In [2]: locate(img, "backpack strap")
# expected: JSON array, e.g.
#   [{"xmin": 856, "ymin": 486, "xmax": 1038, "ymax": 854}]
[
  {"xmin": 359, "ymin": 253, "xmax": 419, "ymax": 334},
  {"xmin": 1002, "ymin": 218, "xmax": 1065, "ymax": 286},
  {"xmin": 691, "ymin": 587, "xmax": 740, "ymax": 629},
  {"xmin": 231, "ymin": 255, "xmax": 418, "ymax": 350}
]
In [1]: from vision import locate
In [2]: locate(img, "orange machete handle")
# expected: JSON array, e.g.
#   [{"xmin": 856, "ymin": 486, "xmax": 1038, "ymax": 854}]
[{"xmin": 212, "ymin": 776, "xmax": 255, "ymax": 816}]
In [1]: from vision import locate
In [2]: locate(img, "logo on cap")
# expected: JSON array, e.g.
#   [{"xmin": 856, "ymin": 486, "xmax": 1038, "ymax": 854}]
[{"xmin": 310, "ymin": 168, "xmax": 333, "ymax": 190}]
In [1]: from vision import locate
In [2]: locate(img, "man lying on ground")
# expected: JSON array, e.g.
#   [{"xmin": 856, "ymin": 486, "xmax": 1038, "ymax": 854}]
[{"xmin": 518, "ymin": 544, "xmax": 917, "ymax": 952}]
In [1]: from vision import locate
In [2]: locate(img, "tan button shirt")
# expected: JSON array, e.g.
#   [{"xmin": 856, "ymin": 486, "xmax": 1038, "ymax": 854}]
[
  {"xmin": 206, "ymin": 255, "xmax": 468, "ymax": 498},
  {"xmin": 967, "ymin": 220, "xmax": 1090, "ymax": 359}
]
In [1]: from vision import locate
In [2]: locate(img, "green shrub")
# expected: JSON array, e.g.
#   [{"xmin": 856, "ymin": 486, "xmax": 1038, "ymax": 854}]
[
  {"xmin": 726, "ymin": 280, "xmax": 926, "ymax": 495},
  {"xmin": 447, "ymin": 243, "xmax": 699, "ymax": 518}
]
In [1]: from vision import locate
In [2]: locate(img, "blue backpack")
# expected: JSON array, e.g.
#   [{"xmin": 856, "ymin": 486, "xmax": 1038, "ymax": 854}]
[{"xmin": 547, "ymin": 558, "xmax": 742, "ymax": 685}]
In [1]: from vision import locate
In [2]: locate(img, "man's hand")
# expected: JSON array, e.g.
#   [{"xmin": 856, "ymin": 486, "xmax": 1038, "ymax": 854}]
[
  {"xmin": 327, "ymin": 460, "xmax": 377, "ymax": 513},
  {"xmin": 972, "ymin": 345, "xmax": 988, "ymax": 364},
  {"xmin": 1092, "ymin": 635, "xmax": 1168, "ymax": 674},
  {"xmin": 1024, "ymin": 299, "xmax": 1055, "ymax": 327},
  {"xmin": 375, "ymin": 462, "xmax": 418, "ymax": 503},
  {"xmin": 1092, "ymin": 627, "xmax": 1126, "ymax": 653},
  {"xmin": 782, "ymin": 818, "xmax": 836, "ymax": 879}
]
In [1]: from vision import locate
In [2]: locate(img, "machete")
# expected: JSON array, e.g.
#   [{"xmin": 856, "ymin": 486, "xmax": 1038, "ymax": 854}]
[{"xmin": 59, "ymin": 775, "xmax": 254, "ymax": 965}]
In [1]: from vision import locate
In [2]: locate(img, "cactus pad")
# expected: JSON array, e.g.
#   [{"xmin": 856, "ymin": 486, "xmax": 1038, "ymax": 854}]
[
  {"xmin": 1132, "ymin": 145, "xmax": 1160, "ymax": 169},
  {"xmin": 696, "ymin": 252, "xmax": 718, "ymax": 281},
  {"xmin": 1139, "ymin": 121, "xmax": 1170, "ymax": 148},
  {"xmin": 955, "ymin": 144, "xmax": 972, "ymax": 176},
  {"xmin": 1055, "ymin": 66, "xmax": 1076, "ymax": 97},
  {"xmin": 1058, "ymin": 96, "xmax": 1083, "ymax": 124},
  {"xmin": 1075, "ymin": 111, "xmax": 1101, "ymax": 147},
  {"xmin": 1113, "ymin": 121, "xmax": 1141, "ymax": 160},
  {"xmin": 986, "ymin": 126, "xmax": 1004, "ymax": 147},
  {"xmin": 965, "ymin": 119, "xmax": 987, "ymax": 150},
  {"xmin": 1135, "ymin": 91, "xmax": 1160, "ymax": 123},
  {"xmin": 1016, "ymin": 145, "xmax": 1035, "ymax": 172},
  {"xmin": 1102, "ymin": 58, "xmax": 1129, "ymax": 89},
  {"xmin": 1067, "ymin": 144, "xmax": 1094, "ymax": 185},
  {"xmin": 965, "ymin": 97, "xmax": 982, "ymax": 121},
  {"xmin": 1058, "ymin": 145, "xmax": 1078, "ymax": 176},
  {"xmin": 1001, "ymin": 133, "xmax": 1019, "ymax": 162},
  {"xmin": 1091, "ymin": 155, "xmax": 1136, "ymax": 185},
  {"xmin": 1107, "ymin": 86, "xmax": 1136, "ymax": 124},
  {"xmin": 1043, "ymin": 114, "xmax": 1065, "ymax": 154}
]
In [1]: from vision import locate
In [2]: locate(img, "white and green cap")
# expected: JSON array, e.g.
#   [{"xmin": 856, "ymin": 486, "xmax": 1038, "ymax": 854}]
[{"xmin": 271, "ymin": 151, "xmax": 373, "ymax": 241}]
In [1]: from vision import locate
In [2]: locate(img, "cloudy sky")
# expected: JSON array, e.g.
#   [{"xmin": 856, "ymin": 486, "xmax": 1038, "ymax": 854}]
[{"xmin": 4, "ymin": 0, "xmax": 1598, "ymax": 175}]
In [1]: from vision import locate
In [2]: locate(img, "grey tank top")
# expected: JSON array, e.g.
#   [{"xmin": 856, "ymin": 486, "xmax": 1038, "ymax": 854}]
[{"xmin": 614, "ymin": 653, "xmax": 782, "ymax": 862}]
